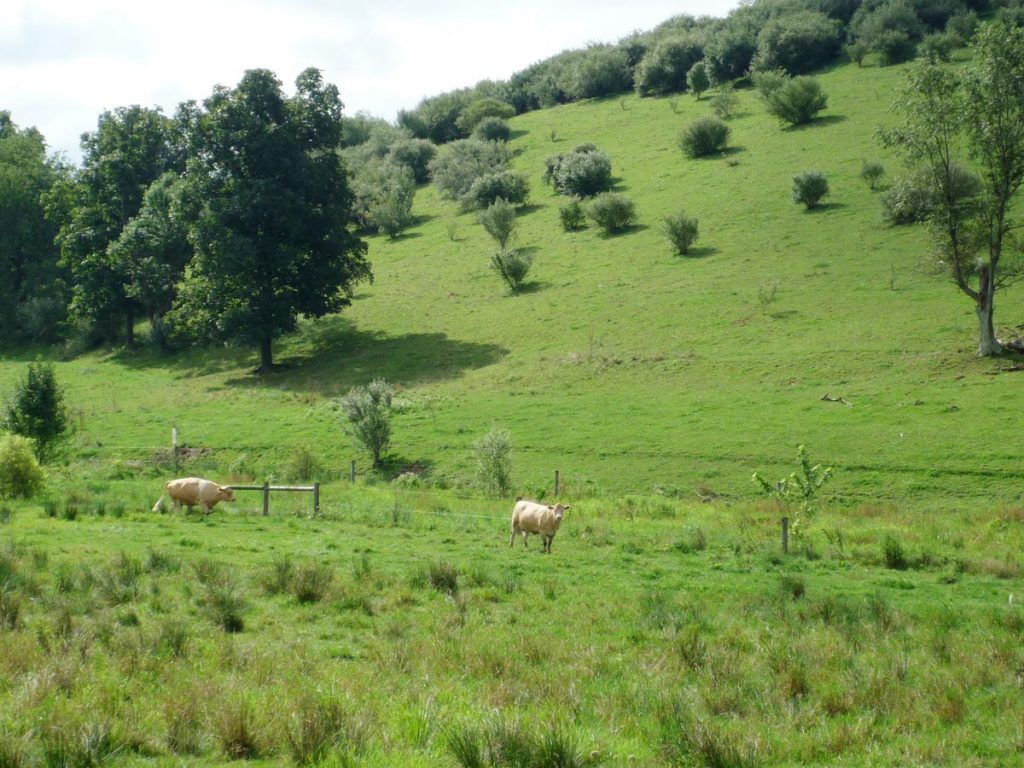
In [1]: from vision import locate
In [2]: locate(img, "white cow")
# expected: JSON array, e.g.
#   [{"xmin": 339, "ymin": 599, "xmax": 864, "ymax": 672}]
[
  {"xmin": 509, "ymin": 498, "xmax": 571, "ymax": 554},
  {"xmin": 153, "ymin": 477, "xmax": 235, "ymax": 514}
]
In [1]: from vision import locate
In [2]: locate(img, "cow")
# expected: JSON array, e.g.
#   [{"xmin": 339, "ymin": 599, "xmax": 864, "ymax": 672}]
[
  {"xmin": 509, "ymin": 498, "xmax": 571, "ymax": 554},
  {"xmin": 152, "ymin": 477, "xmax": 235, "ymax": 514}
]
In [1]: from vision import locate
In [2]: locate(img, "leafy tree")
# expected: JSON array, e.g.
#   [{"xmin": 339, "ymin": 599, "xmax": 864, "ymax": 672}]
[
  {"xmin": 341, "ymin": 379, "xmax": 393, "ymax": 469},
  {"xmin": 465, "ymin": 170, "xmax": 529, "ymax": 210},
  {"xmin": 4, "ymin": 363, "xmax": 70, "ymax": 463},
  {"xmin": 386, "ymin": 138, "xmax": 436, "ymax": 184},
  {"xmin": 765, "ymin": 77, "xmax": 829, "ymax": 126},
  {"xmin": 174, "ymin": 68, "xmax": 371, "ymax": 373},
  {"xmin": 106, "ymin": 172, "xmax": 192, "ymax": 349},
  {"xmin": 686, "ymin": 62, "xmax": 711, "ymax": 100},
  {"xmin": 57, "ymin": 106, "xmax": 175, "ymax": 346},
  {"xmin": 0, "ymin": 434, "xmax": 46, "ymax": 499},
  {"xmin": 456, "ymin": 98, "xmax": 515, "ymax": 133},
  {"xmin": 635, "ymin": 35, "xmax": 705, "ymax": 96},
  {"xmin": 473, "ymin": 426, "xmax": 513, "ymax": 496},
  {"xmin": 879, "ymin": 24, "xmax": 1024, "ymax": 356},
  {"xmin": 752, "ymin": 445, "xmax": 833, "ymax": 547},
  {"xmin": 472, "ymin": 117, "xmax": 511, "ymax": 143},
  {"xmin": 751, "ymin": 11, "xmax": 842, "ymax": 74},
  {"xmin": 478, "ymin": 198, "xmax": 518, "ymax": 250},
  {"xmin": 543, "ymin": 145, "xmax": 613, "ymax": 197},
  {"xmin": 792, "ymin": 170, "xmax": 830, "ymax": 209},
  {"xmin": 662, "ymin": 211, "xmax": 700, "ymax": 254},
  {"xmin": 679, "ymin": 116, "xmax": 731, "ymax": 158}
]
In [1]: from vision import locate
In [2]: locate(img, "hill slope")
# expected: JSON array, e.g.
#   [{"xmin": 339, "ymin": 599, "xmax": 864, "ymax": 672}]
[{"xmin": 4, "ymin": 58, "xmax": 1021, "ymax": 510}]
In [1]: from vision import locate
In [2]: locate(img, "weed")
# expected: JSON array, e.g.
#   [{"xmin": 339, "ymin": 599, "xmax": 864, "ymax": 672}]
[
  {"xmin": 757, "ymin": 279, "xmax": 780, "ymax": 312},
  {"xmin": 292, "ymin": 561, "xmax": 334, "ymax": 604},
  {"xmin": 674, "ymin": 526, "xmax": 707, "ymax": 554},
  {"xmin": 0, "ymin": 590, "xmax": 21, "ymax": 631},
  {"xmin": 215, "ymin": 697, "xmax": 262, "ymax": 760},
  {"xmin": 262, "ymin": 554, "xmax": 294, "ymax": 595},
  {"xmin": 429, "ymin": 561, "xmax": 459, "ymax": 596},
  {"xmin": 95, "ymin": 552, "xmax": 143, "ymax": 606},
  {"xmin": 164, "ymin": 692, "xmax": 204, "ymax": 755},
  {"xmin": 201, "ymin": 578, "xmax": 247, "ymax": 633},
  {"xmin": 153, "ymin": 618, "xmax": 190, "ymax": 659},
  {"xmin": 285, "ymin": 693, "xmax": 346, "ymax": 766},
  {"xmin": 780, "ymin": 574, "xmax": 806, "ymax": 600},
  {"xmin": 882, "ymin": 534, "xmax": 909, "ymax": 570}
]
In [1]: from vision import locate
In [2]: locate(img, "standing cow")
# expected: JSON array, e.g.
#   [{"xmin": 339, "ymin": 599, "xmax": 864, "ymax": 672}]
[
  {"xmin": 509, "ymin": 498, "xmax": 571, "ymax": 554},
  {"xmin": 153, "ymin": 477, "xmax": 235, "ymax": 514}
]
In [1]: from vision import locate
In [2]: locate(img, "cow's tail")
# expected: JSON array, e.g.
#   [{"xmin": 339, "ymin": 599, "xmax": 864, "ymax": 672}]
[{"xmin": 152, "ymin": 482, "xmax": 169, "ymax": 513}]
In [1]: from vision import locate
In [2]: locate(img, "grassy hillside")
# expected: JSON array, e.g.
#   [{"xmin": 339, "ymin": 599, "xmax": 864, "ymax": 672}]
[{"xmin": 2, "ymin": 56, "xmax": 1022, "ymax": 511}]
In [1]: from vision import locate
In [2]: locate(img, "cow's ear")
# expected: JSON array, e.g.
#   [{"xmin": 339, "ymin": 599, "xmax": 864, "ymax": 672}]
[
  {"xmin": 547, "ymin": 505, "xmax": 555, "ymax": 511},
  {"xmin": 564, "ymin": 505, "xmax": 572, "ymax": 511}
]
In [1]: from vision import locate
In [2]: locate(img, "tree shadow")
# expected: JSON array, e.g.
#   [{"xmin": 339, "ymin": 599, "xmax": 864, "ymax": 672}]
[
  {"xmin": 804, "ymin": 202, "xmax": 849, "ymax": 213},
  {"xmin": 677, "ymin": 245, "xmax": 718, "ymax": 259},
  {"xmin": 382, "ymin": 231, "xmax": 422, "ymax": 243},
  {"xmin": 516, "ymin": 204, "xmax": 545, "ymax": 217},
  {"xmin": 509, "ymin": 129, "xmax": 530, "ymax": 141},
  {"xmin": 599, "ymin": 223, "xmax": 650, "ymax": 239},
  {"xmin": 786, "ymin": 114, "xmax": 847, "ymax": 132},
  {"xmin": 510, "ymin": 280, "xmax": 547, "ymax": 296},
  {"xmin": 377, "ymin": 455, "xmax": 437, "ymax": 480}
]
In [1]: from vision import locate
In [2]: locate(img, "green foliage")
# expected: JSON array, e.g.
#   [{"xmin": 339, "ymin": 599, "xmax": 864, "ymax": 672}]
[
  {"xmin": 478, "ymin": 198, "xmax": 518, "ymax": 250},
  {"xmin": 752, "ymin": 445, "xmax": 834, "ymax": 544},
  {"xmin": 559, "ymin": 198, "xmax": 587, "ymax": 232},
  {"xmin": 679, "ymin": 116, "xmax": 731, "ymax": 158},
  {"xmin": 586, "ymin": 192, "xmax": 638, "ymax": 234},
  {"xmin": 752, "ymin": 68, "xmax": 790, "ymax": 99},
  {"xmin": 490, "ymin": 249, "xmax": 533, "ymax": 293},
  {"xmin": 456, "ymin": 98, "xmax": 516, "ymax": 134},
  {"xmin": 568, "ymin": 45, "xmax": 633, "ymax": 100},
  {"xmin": 686, "ymin": 61, "xmax": 711, "ymax": 99},
  {"xmin": 473, "ymin": 117, "xmax": 511, "ymax": 143},
  {"xmin": 945, "ymin": 11, "xmax": 978, "ymax": 41},
  {"xmin": 765, "ymin": 76, "xmax": 829, "ymax": 125},
  {"xmin": 662, "ymin": 210, "xmax": 700, "ymax": 254},
  {"xmin": 845, "ymin": 41, "xmax": 869, "ymax": 66},
  {"xmin": 792, "ymin": 170, "xmax": 830, "ymax": 209},
  {"xmin": 710, "ymin": 84, "xmax": 739, "ymax": 119},
  {"xmin": 918, "ymin": 32, "xmax": 957, "ymax": 61},
  {"xmin": 0, "ymin": 435, "xmax": 45, "ymax": 499},
  {"xmin": 751, "ymin": 10, "xmax": 843, "ymax": 74},
  {"xmin": 430, "ymin": 139, "xmax": 512, "ymax": 204},
  {"xmin": 350, "ymin": 160, "xmax": 417, "ymax": 238},
  {"xmin": 543, "ymin": 145, "xmax": 613, "ymax": 198},
  {"xmin": 880, "ymin": 171, "xmax": 934, "ymax": 223},
  {"xmin": 704, "ymin": 26, "xmax": 758, "ymax": 84},
  {"xmin": 465, "ymin": 170, "xmax": 530, "ymax": 210},
  {"xmin": 387, "ymin": 138, "xmax": 436, "ymax": 184},
  {"xmin": 876, "ymin": 29, "xmax": 919, "ymax": 65},
  {"xmin": 635, "ymin": 35, "xmax": 705, "ymax": 95},
  {"xmin": 860, "ymin": 160, "xmax": 886, "ymax": 190},
  {"xmin": 473, "ymin": 426, "xmax": 513, "ymax": 496},
  {"xmin": 883, "ymin": 534, "xmax": 910, "ymax": 570},
  {"xmin": 400, "ymin": 89, "xmax": 473, "ymax": 144},
  {"xmin": 341, "ymin": 379, "xmax": 394, "ymax": 469},
  {"xmin": 3, "ymin": 363, "xmax": 69, "ymax": 463}
]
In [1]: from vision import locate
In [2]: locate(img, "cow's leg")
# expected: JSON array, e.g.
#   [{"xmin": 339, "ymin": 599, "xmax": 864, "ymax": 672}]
[
  {"xmin": 522, "ymin": 532, "xmax": 528, "ymax": 548},
  {"xmin": 510, "ymin": 527, "xmax": 517, "ymax": 547}
]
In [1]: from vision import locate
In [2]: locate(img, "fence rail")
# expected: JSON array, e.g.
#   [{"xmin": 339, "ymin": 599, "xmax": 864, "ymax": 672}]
[{"xmin": 230, "ymin": 482, "xmax": 320, "ymax": 517}]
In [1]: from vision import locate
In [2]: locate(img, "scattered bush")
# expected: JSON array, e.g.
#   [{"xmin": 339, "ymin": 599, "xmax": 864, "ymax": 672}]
[
  {"xmin": 559, "ymin": 198, "xmax": 587, "ymax": 231},
  {"xmin": 465, "ymin": 170, "xmax": 529, "ymax": 210},
  {"xmin": 861, "ymin": 160, "xmax": 886, "ymax": 190},
  {"xmin": 875, "ymin": 29, "xmax": 918, "ymax": 66},
  {"xmin": 587, "ymin": 192, "xmax": 638, "ymax": 234},
  {"xmin": 710, "ymin": 85, "xmax": 739, "ymax": 119},
  {"xmin": 473, "ymin": 426, "xmax": 513, "ymax": 496},
  {"xmin": 918, "ymin": 31, "xmax": 957, "ymax": 61},
  {"xmin": 662, "ymin": 211, "xmax": 700, "ymax": 255},
  {"xmin": 478, "ymin": 198, "xmax": 518, "ymax": 250},
  {"xmin": 386, "ymin": 138, "xmax": 436, "ymax": 184},
  {"xmin": 3, "ymin": 362, "xmax": 70, "ymax": 463},
  {"xmin": 792, "ymin": 171, "xmax": 830, "ymax": 209},
  {"xmin": 881, "ymin": 171, "xmax": 934, "ymax": 224},
  {"xmin": 0, "ymin": 434, "xmax": 45, "ymax": 499},
  {"xmin": 686, "ymin": 61, "xmax": 711, "ymax": 99},
  {"xmin": 883, "ymin": 534, "xmax": 909, "ymax": 570},
  {"xmin": 543, "ymin": 145, "xmax": 613, "ymax": 197},
  {"xmin": 341, "ymin": 379, "xmax": 394, "ymax": 469},
  {"xmin": 765, "ymin": 76, "xmax": 828, "ymax": 126},
  {"xmin": 491, "ymin": 249, "xmax": 533, "ymax": 293},
  {"xmin": 472, "ymin": 116, "xmax": 511, "ymax": 143},
  {"xmin": 679, "ymin": 116, "xmax": 731, "ymax": 158},
  {"xmin": 430, "ymin": 139, "xmax": 511, "ymax": 203}
]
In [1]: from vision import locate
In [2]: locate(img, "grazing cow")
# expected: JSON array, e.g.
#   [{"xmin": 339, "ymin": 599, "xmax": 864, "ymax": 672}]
[
  {"xmin": 153, "ymin": 477, "xmax": 235, "ymax": 514},
  {"xmin": 509, "ymin": 498, "xmax": 571, "ymax": 554}
]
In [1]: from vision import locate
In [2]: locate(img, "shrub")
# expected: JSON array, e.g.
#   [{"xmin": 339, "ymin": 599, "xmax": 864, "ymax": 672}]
[
  {"xmin": 0, "ymin": 434, "xmax": 45, "ymax": 499},
  {"xmin": 3, "ymin": 362, "xmax": 70, "ymax": 463},
  {"xmin": 429, "ymin": 561, "xmax": 459, "ymax": 596},
  {"xmin": 704, "ymin": 26, "xmax": 758, "ymax": 84},
  {"xmin": 341, "ymin": 379, "xmax": 394, "ymax": 469},
  {"xmin": 543, "ymin": 145, "xmax": 613, "ymax": 197},
  {"xmin": 710, "ymin": 85, "xmax": 738, "ymax": 119},
  {"xmin": 291, "ymin": 561, "xmax": 334, "ymax": 604},
  {"xmin": 490, "ymin": 249, "xmax": 533, "ymax": 293},
  {"xmin": 559, "ymin": 198, "xmax": 587, "ymax": 232},
  {"xmin": 478, "ymin": 198, "xmax": 518, "ymax": 250},
  {"xmin": 881, "ymin": 172, "xmax": 934, "ymax": 224},
  {"xmin": 751, "ymin": 11, "xmax": 843, "ymax": 74},
  {"xmin": 945, "ymin": 11, "xmax": 978, "ymax": 41},
  {"xmin": 473, "ymin": 426, "xmax": 513, "ymax": 496},
  {"xmin": 883, "ymin": 534, "xmax": 909, "ymax": 570},
  {"xmin": 752, "ymin": 68, "xmax": 789, "ymax": 99},
  {"xmin": 845, "ymin": 41, "xmax": 869, "ymax": 65},
  {"xmin": 587, "ymin": 193, "xmax": 638, "ymax": 234},
  {"xmin": 679, "ymin": 116, "xmax": 731, "ymax": 158},
  {"xmin": 285, "ymin": 445, "xmax": 324, "ymax": 482},
  {"xmin": 456, "ymin": 97, "xmax": 515, "ymax": 133},
  {"xmin": 792, "ymin": 171, "xmax": 830, "ymax": 209},
  {"xmin": 918, "ymin": 32, "xmax": 957, "ymax": 61},
  {"xmin": 568, "ymin": 45, "xmax": 633, "ymax": 99},
  {"xmin": 349, "ymin": 160, "xmax": 416, "ymax": 237},
  {"xmin": 875, "ymin": 29, "xmax": 918, "ymax": 65},
  {"xmin": 386, "ymin": 138, "xmax": 436, "ymax": 184},
  {"xmin": 686, "ymin": 61, "xmax": 711, "ymax": 99},
  {"xmin": 861, "ymin": 160, "xmax": 886, "ymax": 190},
  {"xmin": 285, "ymin": 693, "xmax": 349, "ymax": 766},
  {"xmin": 662, "ymin": 211, "xmax": 700, "ymax": 254},
  {"xmin": 429, "ymin": 139, "xmax": 511, "ymax": 203},
  {"xmin": 635, "ymin": 35, "xmax": 705, "ymax": 95},
  {"xmin": 472, "ymin": 116, "xmax": 511, "ymax": 143},
  {"xmin": 465, "ymin": 170, "xmax": 529, "ymax": 210},
  {"xmin": 766, "ymin": 77, "xmax": 828, "ymax": 126}
]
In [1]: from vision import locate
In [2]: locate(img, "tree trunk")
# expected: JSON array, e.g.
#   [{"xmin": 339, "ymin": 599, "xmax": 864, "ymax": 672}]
[
  {"xmin": 259, "ymin": 335, "xmax": 274, "ymax": 373},
  {"xmin": 125, "ymin": 306, "xmax": 135, "ymax": 348},
  {"xmin": 976, "ymin": 266, "xmax": 1002, "ymax": 356}
]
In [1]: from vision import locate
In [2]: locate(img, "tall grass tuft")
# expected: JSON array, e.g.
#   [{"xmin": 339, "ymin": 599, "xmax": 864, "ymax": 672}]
[
  {"xmin": 215, "ymin": 697, "xmax": 262, "ymax": 760},
  {"xmin": 291, "ymin": 561, "xmax": 335, "ymax": 604},
  {"xmin": 95, "ymin": 552, "xmax": 143, "ymax": 606},
  {"xmin": 429, "ymin": 561, "xmax": 459, "ymax": 596},
  {"xmin": 285, "ymin": 693, "xmax": 347, "ymax": 766},
  {"xmin": 201, "ymin": 577, "xmax": 247, "ymax": 633},
  {"xmin": 262, "ymin": 554, "xmax": 294, "ymax": 595}
]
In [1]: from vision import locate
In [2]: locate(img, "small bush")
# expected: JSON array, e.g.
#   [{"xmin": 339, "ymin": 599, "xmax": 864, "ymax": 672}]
[
  {"xmin": 662, "ymin": 211, "xmax": 700, "ymax": 254},
  {"xmin": 201, "ymin": 578, "xmax": 247, "ymax": 632},
  {"xmin": 918, "ymin": 32, "xmax": 957, "ymax": 62},
  {"xmin": 478, "ymin": 198, "xmax": 518, "ymax": 250},
  {"xmin": 875, "ymin": 30, "xmax": 917, "ymax": 66},
  {"xmin": 586, "ymin": 192, "xmax": 638, "ymax": 234},
  {"xmin": 490, "ymin": 249, "xmax": 533, "ymax": 293},
  {"xmin": 262, "ymin": 554, "xmax": 294, "ymax": 595},
  {"xmin": 686, "ymin": 61, "xmax": 710, "ymax": 99},
  {"xmin": 792, "ymin": 170, "xmax": 830, "ymax": 209},
  {"xmin": 465, "ymin": 170, "xmax": 529, "ymax": 210},
  {"xmin": 881, "ymin": 172, "xmax": 934, "ymax": 224},
  {"xmin": 341, "ymin": 379, "xmax": 394, "ymax": 469},
  {"xmin": 543, "ymin": 145, "xmax": 613, "ymax": 197},
  {"xmin": 472, "ymin": 116, "xmax": 511, "ymax": 143},
  {"xmin": 710, "ymin": 85, "xmax": 738, "ymax": 119},
  {"xmin": 845, "ymin": 41, "xmax": 869, "ymax": 66},
  {"xmin": 559, "ymin": 198, "xmax": 587, "ymax": 231},
  {"xmin": 945, "ymin": 11, "xmax": 978, "ymax": 42},
  {"xmin": 0, "ymin": 435, "xmax": 46, "ymax": 499},
  {"xmin": 883, "ymin": 534, "xmax": 909, "ymax": 570},
  {"xmin": 285, "ymin": 445, "xmax": 324, "ymax": 482},
  {"xmin": 860, "ymin": 160, "xmax": 885, "ymax": 190},
  {"xmin": 752, "ymin": 68, "xmax": 789, "ymax": 99},
  {"xmin": 473, "ymin": 426, "xmax": 513, "ymax": 496},
  {"xmin": 679, "ymin": 116, "xmax": 731, "ymax": 158},
  {"xmin": 766, "ymin": 76, "xmax": 828, "ymax": 126},
  {"xmin": 3, "ymin": 362, "xmax": 70, "ymax": 463}
]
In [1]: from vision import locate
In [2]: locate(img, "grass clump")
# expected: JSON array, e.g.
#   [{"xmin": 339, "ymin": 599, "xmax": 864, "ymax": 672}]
[
  {"xmin": 429, "ymin": 561, "xmax": 459, "ymax": 596},
  {"xmin": 291, "ymin": 561, "xmax": 334, "ymax": 604}
]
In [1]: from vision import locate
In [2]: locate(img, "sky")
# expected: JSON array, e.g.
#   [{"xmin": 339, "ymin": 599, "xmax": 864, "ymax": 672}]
[{"xmin": 2, "ymin": 0, "xmax": 742, "ymax": 164}]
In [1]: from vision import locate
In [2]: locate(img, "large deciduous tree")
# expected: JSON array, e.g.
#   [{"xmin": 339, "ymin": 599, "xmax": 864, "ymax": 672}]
[
  {"xmin": 880, "ymin": 23, "xmax": 1024, "ymax": 356},
  {"xmin": 57, "ymin": 106, "xmax": 175, "ymax": 346},
  {"xmin": 176, "ymin": 68, "xmax": 370, "ymax": 373}
]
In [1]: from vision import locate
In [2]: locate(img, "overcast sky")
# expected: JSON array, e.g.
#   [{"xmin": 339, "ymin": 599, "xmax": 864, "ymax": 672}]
[{"xmin": 2, "ymin": 0, "xmax": 741, "ymax": 164}]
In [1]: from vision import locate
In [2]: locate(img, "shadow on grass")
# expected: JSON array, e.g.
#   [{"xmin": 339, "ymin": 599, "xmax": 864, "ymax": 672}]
[
  {"xmin": 516, "ymin": 204, "xmax": 545, "ymax": 217},
  {"xmin": 111, "ymin": 316, "xmax": 508, "ymax": 394},
  {"xmin": 509, "ymin": 280, "xmax": 547, "ymax": 296},
  {"xmin": 770, "ymin": 310, "xmax": 800, "ymax": 320},
  {"xmin": 509, "ymin": 129, "xmax": 530, "ymax": 141},
  {"xmin": 786, "ymin": 114, "xmax": 847, "ymax": 131},
  {"xmin": 803, "ymin": 202, "xmax": 849, "ymax": 213},
  {"xmin": 676, "ymin": 246, "xmax": 719, "ymax": 259},
  {"xmin": 598, "ymin": 223, "xmax": 650, "ymax": 239}
]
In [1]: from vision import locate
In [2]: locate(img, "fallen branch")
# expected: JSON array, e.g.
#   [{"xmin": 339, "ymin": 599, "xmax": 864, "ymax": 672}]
[{"xmin": 820, "ymin": 393, "xmax": 853, "ymax": 407}]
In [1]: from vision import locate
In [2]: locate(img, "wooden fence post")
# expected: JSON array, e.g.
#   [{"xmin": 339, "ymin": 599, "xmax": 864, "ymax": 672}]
[
  {"xmin": 172, "ymin": 427, "xmax": 179, "ymax": 475},
  {"xmin": 554, "ymin": 470, "xmax": 560, "ymax": 497},
  {"xmin": 313, "ymin": 482, "xmax": 320, "ymax": 517},
  {"xmin": 781, "ymin": 517, "xmax": 789, "ymax": 554},
  {"xmin": 262, "ymin": 481, "xmax": 270, "ymax": 516}
]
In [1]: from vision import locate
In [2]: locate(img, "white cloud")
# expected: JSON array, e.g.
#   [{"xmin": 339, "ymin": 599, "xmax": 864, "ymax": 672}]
[{"xmin": 1, "ymin": 0, "xmax": 740, "ymax": 161}]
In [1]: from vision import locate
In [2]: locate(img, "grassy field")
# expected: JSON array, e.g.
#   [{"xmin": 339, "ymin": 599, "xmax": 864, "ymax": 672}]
[{"xmin": 1, "ymin": 488, "xmax": 1023, "ymax": 766}]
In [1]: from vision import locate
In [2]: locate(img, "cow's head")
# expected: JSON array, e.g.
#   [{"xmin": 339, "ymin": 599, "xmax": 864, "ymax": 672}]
[
  {"xmin": 219, "ymin": 485, "xmax": 236, "ymax": 502},
  {"xmin": 549, "ymin": 504, "xmax": 571, "ymax": 521}
]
